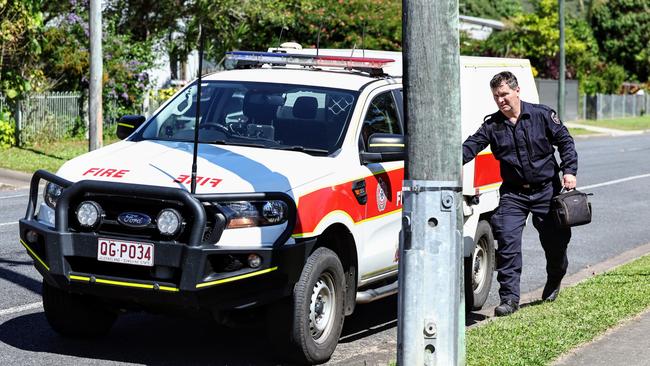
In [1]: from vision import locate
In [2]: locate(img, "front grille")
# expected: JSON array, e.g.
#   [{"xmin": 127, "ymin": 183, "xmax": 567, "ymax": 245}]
[{"xmin": 67, "ymin": 193, "xmax": 224, "ymax": 245}]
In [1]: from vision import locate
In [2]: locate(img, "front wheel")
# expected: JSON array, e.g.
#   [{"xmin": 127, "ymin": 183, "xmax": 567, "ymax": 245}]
[
  {"xmin": 464, "ymin": 220, "xmax": 495, "ymax": 311},
  {"xmin": 267, "ymin": 247, "xmax": 346, "ymax": 364},
  {"xmin": 42, "ymin": 280, "xmax": 117, "ymax": 337}
]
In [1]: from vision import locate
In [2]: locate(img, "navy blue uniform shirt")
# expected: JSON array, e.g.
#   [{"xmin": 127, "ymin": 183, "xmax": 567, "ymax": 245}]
[{"xmin": 463, "ymin": 101, "xmax": 578, "ymax": 186}]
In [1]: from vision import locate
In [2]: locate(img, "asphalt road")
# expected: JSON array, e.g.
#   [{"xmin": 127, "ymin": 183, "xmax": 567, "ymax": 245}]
[{"xmin": 1, "ymin": 133, "xmax": 649, "ymax": 365}]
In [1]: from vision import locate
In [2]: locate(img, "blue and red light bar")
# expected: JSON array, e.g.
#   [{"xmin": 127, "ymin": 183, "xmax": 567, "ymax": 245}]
[{"xmin": 225, "ymin": 51, "xmax": 394, "ymax": 73}]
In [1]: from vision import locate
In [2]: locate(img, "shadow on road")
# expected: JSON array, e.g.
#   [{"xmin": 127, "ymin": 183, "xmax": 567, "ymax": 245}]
[
  {"xmin": 0, "ymin": 311, "xmax": 287, "ymax": 366},
  {"xmin": 0, "ymin": 296, "xmax": 404, "ymax": 365},
  {"xmin": 0, "ymin": 291, "xmax": 498, "ymax": 365},
  {"xmin": 339, "ymin": 295, "xmax": 398, "ymax": 344},
  {"xmin": 0, "ymin": 259, "xmax": 42, "ymax": 295}
]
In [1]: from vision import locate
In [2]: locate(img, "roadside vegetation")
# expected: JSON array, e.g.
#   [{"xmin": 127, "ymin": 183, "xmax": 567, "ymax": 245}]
[
  {"xmin": 465, "ymin": 254, "xmax": 650, "ymax": 366},
  {"xmin": 0, "ymin": 138, "xmax": 118, "ymax": 174},
  {"xmin": 567, "ymin": 128, "xmax": 592, "ymax": 136},
  {"xmin": 575, "ymin": 115, "xmax": 650, "ymax": 131}
]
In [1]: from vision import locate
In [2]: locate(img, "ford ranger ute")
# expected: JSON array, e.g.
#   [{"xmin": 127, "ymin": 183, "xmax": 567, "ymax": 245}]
[{"xmin": 19, "ymin": 47, "xmax": 539, "ymax": 364}]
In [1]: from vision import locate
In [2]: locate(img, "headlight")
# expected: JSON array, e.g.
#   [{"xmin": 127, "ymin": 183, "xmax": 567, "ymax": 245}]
[
  {"xmin": 220, "ymin": 200, "xmax": 288, "ymax": 229},
  {"xmin": 44, "ymin": 182, "xmax": 63, "ymax": 208},
  {"xmin": 76, "ymin": 201, "xmax": 102, "ymax": 229},
  {"xmin": 157, "ymin": 208, "xmax": 182, "ymax": 236}
]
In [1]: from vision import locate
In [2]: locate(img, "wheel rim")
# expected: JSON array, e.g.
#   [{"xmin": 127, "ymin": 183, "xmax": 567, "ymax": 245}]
[
  {"xmin": 309, "ymin": 271, "xmax": 337, "ymax": 344},
  {"xmin": 472, "ymin": 237, "xmax": 489, "ymax": 293}
]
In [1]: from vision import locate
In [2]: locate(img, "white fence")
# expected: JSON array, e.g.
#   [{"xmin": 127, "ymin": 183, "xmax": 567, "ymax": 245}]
[
  {"xmin": 1, "ymin": 92, "xmax": 82, "ymax": 143},
  {"xmin": 18, "ymin": 92, "xmax": 82, "ymax": 141},
  {"xmin": 2, "ymin": 92, "xmax": 154, "ymax": 144}
]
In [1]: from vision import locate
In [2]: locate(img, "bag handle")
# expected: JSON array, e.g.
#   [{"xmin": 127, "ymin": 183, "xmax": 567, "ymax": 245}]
[{"xmin": 560, "ymin": 187, "xmax": 594, "ymax": 196}]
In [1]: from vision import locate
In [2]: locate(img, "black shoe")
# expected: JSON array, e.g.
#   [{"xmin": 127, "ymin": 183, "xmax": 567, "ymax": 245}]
[
  {"xmin": 494, "ymin": 299, "xmax": 519, "ymax": 317},
  {"xmin": 542, "ymin": 279, "xmax": 562, "ymax": 302}
]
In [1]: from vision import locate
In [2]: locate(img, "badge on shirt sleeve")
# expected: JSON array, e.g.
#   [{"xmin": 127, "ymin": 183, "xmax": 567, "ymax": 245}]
[{"xmin": 551, "ymin": 111, "xmax": 561, "ymax": 125}]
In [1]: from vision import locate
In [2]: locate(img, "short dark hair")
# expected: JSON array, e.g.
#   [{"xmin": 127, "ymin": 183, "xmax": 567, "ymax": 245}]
[{"xmin": 490, "ymin": 71, "xmax": 519, "ymax": 90}]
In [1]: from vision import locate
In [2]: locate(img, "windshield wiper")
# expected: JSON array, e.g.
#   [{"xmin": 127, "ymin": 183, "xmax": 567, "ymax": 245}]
[
  {"xmin": 208, "ymin": 139, "xmax": 267, "ymax": 148},
  {"xmin": 273, "ymin": 145, "xmax": 330, "ymax": 155}
]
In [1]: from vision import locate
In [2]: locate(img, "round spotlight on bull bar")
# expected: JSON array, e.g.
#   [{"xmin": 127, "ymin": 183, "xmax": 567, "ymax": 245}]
[
  {"xmin": 76, "ymin": 201, "xmax": 102, "ymax": 229},
  {"xmin": 157, "ymin": 209, "xmax": 182, "ymax": 236},
  {"xmin": 247, "ymin": 253, "xmax": 262, "ymax": 268}
]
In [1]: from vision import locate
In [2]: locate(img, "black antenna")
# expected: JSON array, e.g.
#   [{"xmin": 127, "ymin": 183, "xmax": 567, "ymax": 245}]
[
  {"xmin": 190, "ymin": 23, "xmax": 204, "ymax": 194},
  {"xmin": 277, "ymin": 25, "xmax": 287, "ymax": 49},
  {"xmin": 316, "ymin": 16, "xmax": 324, "ymax": 56}
]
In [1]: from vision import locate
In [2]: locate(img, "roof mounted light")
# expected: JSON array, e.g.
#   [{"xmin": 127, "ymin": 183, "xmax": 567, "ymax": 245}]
[{"xmin": 225, "ymin": 51, "xmax": 394, "ymax": 75}]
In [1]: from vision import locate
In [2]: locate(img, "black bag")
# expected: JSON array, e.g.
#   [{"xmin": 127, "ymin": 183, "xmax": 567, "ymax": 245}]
[{"xmin": 551, "ymin": 189, "xmax": 592, "ymax": 227}]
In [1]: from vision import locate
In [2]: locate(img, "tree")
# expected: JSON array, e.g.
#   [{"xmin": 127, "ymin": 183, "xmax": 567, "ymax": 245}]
[
  {"xmin": 0, "ymin": 0, "xmax": 44, "ymax": 99},
  {"xmin": 38, "ymin": 0, "xmax": 156, "ymax": 121},
  {"xmin": 462, "ymin": 0, "xmax": 626, "ymax": 93},
  {"xmin": 590, "ymin": 0, "xmax": 650, "ymax": 82},
  {"xmin": 459, "ymin": 0, "xmax": 522, "ymax": 19},
  {"xmin": 187, "ymin": 0, "xmax": 402, "ymax": 64}
]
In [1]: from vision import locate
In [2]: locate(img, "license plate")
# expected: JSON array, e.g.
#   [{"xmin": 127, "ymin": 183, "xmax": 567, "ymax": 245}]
[{"xmin": 97, "ymin": 238, "xmax": 154, "ymax": 267}]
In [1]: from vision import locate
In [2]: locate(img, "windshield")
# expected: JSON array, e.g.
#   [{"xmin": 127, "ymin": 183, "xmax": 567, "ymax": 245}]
[{"xmin": 139, "ymin": 81, "xmax": 359, "ymax": 155}]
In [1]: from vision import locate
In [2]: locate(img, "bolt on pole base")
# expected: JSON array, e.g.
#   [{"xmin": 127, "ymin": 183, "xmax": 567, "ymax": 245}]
[{"xmin": 398, "ymin": 180, "xmax": 464, "ymax": 366}]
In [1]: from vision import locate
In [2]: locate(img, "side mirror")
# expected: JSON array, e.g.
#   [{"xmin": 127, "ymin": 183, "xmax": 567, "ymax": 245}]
[
  {"xmin": 116, "ymin": 115, "xmax": 146, "ymax": 140},
  {"xmin": 360, "ymin": 133, "xmax": 405, "ymax": 164}
]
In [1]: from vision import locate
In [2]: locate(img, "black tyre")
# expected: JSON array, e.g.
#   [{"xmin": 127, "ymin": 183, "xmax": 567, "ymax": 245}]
[
  {"xmin": 464, "ymin": 220, "xmax": 495, "ymax": 311},
  {"xmin": 42, "ymin": 280, "xmax": 117, "ymax": 337},
  {"xmin": 267, "ymin": 247, "xmax": 346, "ymax": 364}
]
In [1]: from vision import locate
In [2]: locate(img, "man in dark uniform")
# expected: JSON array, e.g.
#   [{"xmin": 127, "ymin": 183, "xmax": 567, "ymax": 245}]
[{"xmin": 463, "ymin": 71, "xmax": 578, "ymax": 317}]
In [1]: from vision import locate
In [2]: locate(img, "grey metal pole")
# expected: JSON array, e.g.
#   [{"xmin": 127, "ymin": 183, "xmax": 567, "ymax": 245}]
[
  {"xmin": 399, "ymin": 0, "xmax": 464, "ymax": 365},
  {"xmin": 89, "ymin": 0, "xmax": 103, "ymax": 151},
  {"xmin": 13, "ymin": 100, "xmax": 22, "ymax": 146},
  {"xmin": 558, "ymin": 0, "xmax": 565, "ymax": 121}
]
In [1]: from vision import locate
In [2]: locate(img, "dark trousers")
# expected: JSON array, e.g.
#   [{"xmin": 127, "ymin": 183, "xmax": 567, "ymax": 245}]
[{"xmin": 490, "ymin": 179, "xmax": 571, "ymax": 303}]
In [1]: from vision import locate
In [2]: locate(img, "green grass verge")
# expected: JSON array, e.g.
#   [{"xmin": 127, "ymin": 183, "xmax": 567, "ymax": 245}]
[
  {"xmin": 466, "ymin": 254, "xmax": 650, "ymax": 366},
  {"xmin": 0, "ymin": 138, "xmax": 118, "ymax": 174},
  {"xmin": 575, "ymin": 115, "xmax": 650, "ymax": 131},
  {"xmin": 568, "ymin": 128, "xmax": 595, "ymax": 136}
]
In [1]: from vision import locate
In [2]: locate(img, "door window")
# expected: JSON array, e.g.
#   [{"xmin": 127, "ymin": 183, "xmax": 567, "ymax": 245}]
[{"xmin": 360, "ymin": 92, "xmax": 402, "ymax": 150}]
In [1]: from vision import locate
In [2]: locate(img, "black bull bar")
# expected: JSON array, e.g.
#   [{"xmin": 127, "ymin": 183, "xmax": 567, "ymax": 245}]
[{"xmin": 24, "ymin": 169, "xmax": 297, "ymax": 248}]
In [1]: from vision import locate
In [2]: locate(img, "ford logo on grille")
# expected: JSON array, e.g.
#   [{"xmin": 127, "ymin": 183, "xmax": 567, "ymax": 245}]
[{"xmin": 117, "ymin": 212, "xmax": 152, "ymax": 228}]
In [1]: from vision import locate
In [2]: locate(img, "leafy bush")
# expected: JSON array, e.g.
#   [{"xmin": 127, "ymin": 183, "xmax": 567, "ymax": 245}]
[
  {"xmin": 0, "ymin": 110, "xmax": 16, "ymax": 148},
  {"xmin": 462, "ymin": 0, "xmax": 629, "ymax": 94},
  {"xmin": 19, "ymin": 113, "xmax": 60, "ymax": 146},
  {"xmin": 581, "ymin": 62, "xmax": 627, "ymax": 95}
]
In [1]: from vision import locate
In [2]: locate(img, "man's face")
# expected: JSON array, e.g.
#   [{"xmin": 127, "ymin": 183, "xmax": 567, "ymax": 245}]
[{"xmin": 492, "ymin": 81, "xmax": 520, "ymax": 114}]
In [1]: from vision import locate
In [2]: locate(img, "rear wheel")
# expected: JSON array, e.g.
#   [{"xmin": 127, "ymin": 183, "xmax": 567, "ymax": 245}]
[
  {"xmin": 464, "ymin": 220, "xmax": 495, "ymax": 311},
  {"xmin": 267, "ymin": 247, "xmax": 346, "ymax": 364},
  {"xmin": 42, "ymin": 280, "xmax": 117, "ymax": 337}
]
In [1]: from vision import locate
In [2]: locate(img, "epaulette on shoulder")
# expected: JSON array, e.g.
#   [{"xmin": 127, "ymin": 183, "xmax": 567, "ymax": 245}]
[
  {"xmin": 483, "ymin": 112, "xmax": 499, "ymax": 123},
  {"xmin": 530, "ymin": 102, "xmax": 553, "ymax": 113}
]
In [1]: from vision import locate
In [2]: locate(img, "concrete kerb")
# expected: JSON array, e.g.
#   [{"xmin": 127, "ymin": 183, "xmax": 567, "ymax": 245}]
[
  {"xmin": 565, "ymin": 122, "xmax": 646, "ymax": 136},
  {"xmin": 0, "ymin": 168, "xmax": 32, "ymax": 190},
  {"xmin": 552, "ymin": 308, "xmax": 650, "ymax": 366}
]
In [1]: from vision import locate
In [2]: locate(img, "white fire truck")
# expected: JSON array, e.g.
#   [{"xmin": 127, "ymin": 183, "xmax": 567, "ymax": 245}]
[{"xmin": 19, "ymin": 46, "xmax": 538, "ymax": 364}]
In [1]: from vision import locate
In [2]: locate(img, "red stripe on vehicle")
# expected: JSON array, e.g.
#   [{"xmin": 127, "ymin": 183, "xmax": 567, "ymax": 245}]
[
  {"xmin": 364, "ymin": 168, "xmax": 404, "ymax": 219},
  {"xmin": 473, "ymin": 153, "xmax": 501, "ymax": 187},
  {"xmin": 293, "ymin": 168, "xmax": 404, "ymax": 235}
]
